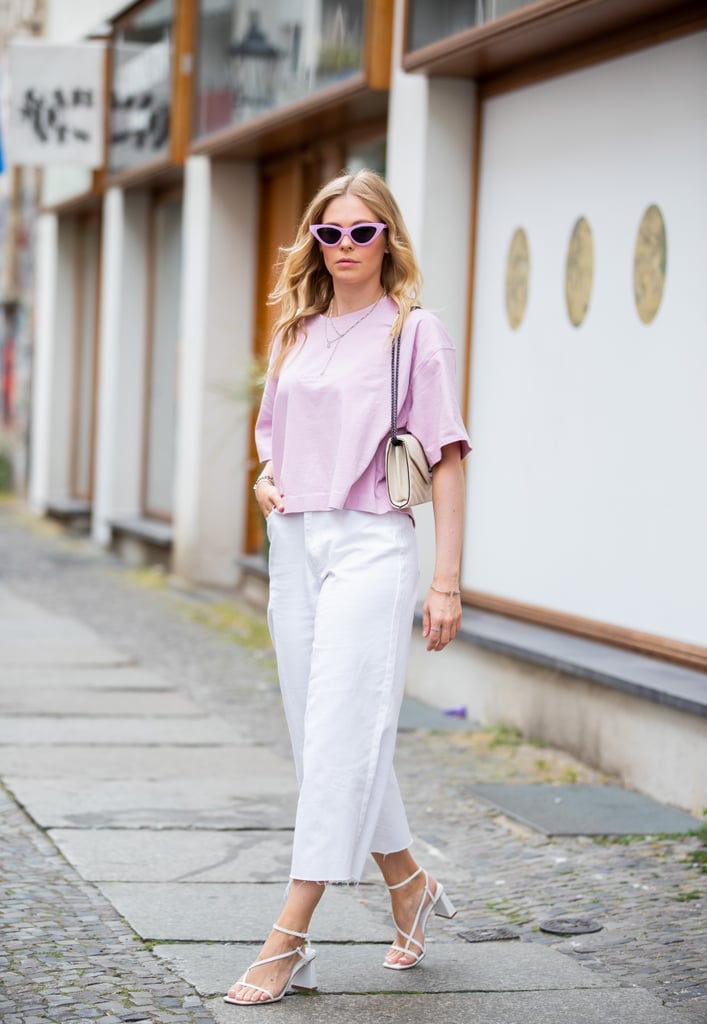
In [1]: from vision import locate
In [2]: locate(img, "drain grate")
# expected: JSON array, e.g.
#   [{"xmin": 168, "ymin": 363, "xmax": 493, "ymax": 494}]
[
  {"xmin": 459, "ymin": 926, "xmax": 521, "ymax": 942},
  {"xmin": 539, "ymin": 916, "xmax": 603, "ymax": 936}
]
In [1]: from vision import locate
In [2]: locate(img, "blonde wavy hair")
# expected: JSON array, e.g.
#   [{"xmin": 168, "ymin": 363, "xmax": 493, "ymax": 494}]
[{"xmin": 268, "ymin": 169, "xmax": 422, "ymax": 376}]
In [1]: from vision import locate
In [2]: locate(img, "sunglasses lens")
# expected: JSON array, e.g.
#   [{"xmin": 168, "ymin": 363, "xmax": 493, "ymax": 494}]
[
  {"xmin": 316, "ymin": 226, "xmax": 343, "ymax": 245},
  {"xmin": 350, "ymin": 225, "xmax": 378, "ymax": 244}
]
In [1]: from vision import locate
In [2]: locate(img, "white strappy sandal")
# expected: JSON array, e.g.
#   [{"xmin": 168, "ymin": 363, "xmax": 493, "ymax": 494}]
[
  {"xmin": 383, "ymin": 867, "xmax": 457, "ymax": 970},
  {"xmin": 224, "ymin": 923, "xmax": 318, "ymax": 1005}
]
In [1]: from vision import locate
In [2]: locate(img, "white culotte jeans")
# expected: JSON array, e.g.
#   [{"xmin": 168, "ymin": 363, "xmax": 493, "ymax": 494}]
[{"xmin": 266, "ymin": 509, "xmax": 419, "ymax": 883}]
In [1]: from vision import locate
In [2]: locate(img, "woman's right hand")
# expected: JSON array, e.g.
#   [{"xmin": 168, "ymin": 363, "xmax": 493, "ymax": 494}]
[{"xmin": 253, "ymin": 465, "xmax": 285, "ymax": 517}]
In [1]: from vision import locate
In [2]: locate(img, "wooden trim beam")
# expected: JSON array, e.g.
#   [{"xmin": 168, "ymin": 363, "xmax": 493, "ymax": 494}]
[
  {"xmin": 365, "ymin": 0, "xmax": 394, "ymax": 91},
  {"xmin": 170, "ymin": 0, "xmax": 196, "ymax": 163},
  {"xmin": 403, "ymin": 0, "xmax": 706, "ymax": 81},
  {"xmin": 189, "ymin": 75, "xmax": 388, "ymax": 162},
  {"xmin": 465, "ymin": 590, "xmax": 707, "ymax": 672}
]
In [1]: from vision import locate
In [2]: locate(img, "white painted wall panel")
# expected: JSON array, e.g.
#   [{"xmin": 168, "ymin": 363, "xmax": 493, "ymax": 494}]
[{"xmin": 463, "ymin": 31, "xmax": 707, "ymax": 647}]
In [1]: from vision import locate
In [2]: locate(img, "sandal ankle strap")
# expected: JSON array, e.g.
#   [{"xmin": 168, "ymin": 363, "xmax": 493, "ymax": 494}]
[
  {"xmin": 272, "ymin": 922, "xmax": 308, "ymax": 940},
  {"xmin": 386, "ymin": 866, "xmax": 425, "ymax": 892}
]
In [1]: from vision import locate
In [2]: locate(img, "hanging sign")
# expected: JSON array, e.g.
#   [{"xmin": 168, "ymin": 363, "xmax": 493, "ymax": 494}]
[{"xmin": 7, "ymin": 40, "xmax": 105, "ymax": 168}]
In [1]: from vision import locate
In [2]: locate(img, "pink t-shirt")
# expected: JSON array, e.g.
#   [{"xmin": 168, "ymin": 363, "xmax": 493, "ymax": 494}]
[{"xmin": 255, "ymin": 296, "xmax": 471, "ymax": 516}]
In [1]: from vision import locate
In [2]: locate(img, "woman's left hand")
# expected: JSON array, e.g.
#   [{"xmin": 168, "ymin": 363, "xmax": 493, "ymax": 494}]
[{"xmin": 422, "ymin": 588, "xmax": 462, "ymax": 652}]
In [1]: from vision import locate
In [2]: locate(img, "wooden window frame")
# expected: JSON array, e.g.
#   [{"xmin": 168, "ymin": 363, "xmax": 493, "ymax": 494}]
[{"xmin": 104, "ymin": 0, "xmax": 195, "ymax": 190}]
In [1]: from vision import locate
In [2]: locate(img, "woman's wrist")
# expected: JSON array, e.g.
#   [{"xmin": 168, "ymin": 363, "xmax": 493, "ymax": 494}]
[
  {"xmin": 429, "ymin": 584, "xmax": 461, "ymax": 597},
  {"xmin": 253, "ymin": 473, "xmax": 275, "ymax": 494}
]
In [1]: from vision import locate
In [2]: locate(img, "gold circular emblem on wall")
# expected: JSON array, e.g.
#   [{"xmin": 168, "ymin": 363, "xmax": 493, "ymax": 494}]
[
  {"xmin": 505, "ymin": 228, "xmax": 529, "ymax": 330},
  {"xmin": 634, "ymin": 204, "xmax": 667, "ymax": 324},
  {"xmin": 565, "ymin": 217, "xmax": 594, "ymax": 327}
]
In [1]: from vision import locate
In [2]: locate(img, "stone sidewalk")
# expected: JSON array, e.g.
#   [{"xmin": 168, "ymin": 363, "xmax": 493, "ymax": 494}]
[{"xmin": 0, "ymin": 501, "xmax": 705, "ymax": 1024}]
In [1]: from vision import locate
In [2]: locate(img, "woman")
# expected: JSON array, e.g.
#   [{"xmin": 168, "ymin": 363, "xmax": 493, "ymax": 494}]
[{"xmin": 225, "ymin": 169, "xmax": 470, "ymax": 1006}]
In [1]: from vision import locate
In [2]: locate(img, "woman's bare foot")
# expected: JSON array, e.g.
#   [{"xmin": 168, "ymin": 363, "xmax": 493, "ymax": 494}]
[
  {"xmin": 384, "ymin": 871, "xmax": 439, "ymax": 968},
  {"xmin": 226, "ymin": 928, "xmax": 307, "ymax": 1004}
]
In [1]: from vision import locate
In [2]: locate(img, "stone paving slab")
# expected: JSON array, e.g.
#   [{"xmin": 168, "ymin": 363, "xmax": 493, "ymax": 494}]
[
  {"xmin": 155, "ymin": 939, "xmax": 614, "ymax": 997},
  {"xmin": 208, "ymin": 989, "xmax": 695, "ymax": 1024},
  {"xmin": 0, "ymin": 744, "xmax": 296, "ymax": 782},
  {"xmin": 0, "ymin": 715, "xmax": 240, "ymax": 745},
  {"xmin": 0, "ymin": 686, "xmax": 205, "ymax": 716},
  {"xmin": 0, "ymin": 620, "xmax": 132, "ymax": 665},
  {"xmin": 469, "ymin": 783, "xmax": 702, "ymax": 835},
  {"xmin": 47, "ymin": 828, "xmax": 396, "ymax": 884},
  {"xmin": 5, "ymin": 777, "xmax": 296, "ymax": 829},
  {"xmin": 50, "ymin": 828, "xmax": 291, "ymax": 883},
  {"xmin": 0, "ymin": 664, "xmax": 175, "ymax": 689},
  {"xmin": 96, "ymin": 881, "xmax": 392, "ymax": 942}
]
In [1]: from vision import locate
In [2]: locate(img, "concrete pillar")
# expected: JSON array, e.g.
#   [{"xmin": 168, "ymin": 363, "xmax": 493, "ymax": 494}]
[
  {"xmin": 172, "ymin": 155, "xmax": 259, "ymax": 587},
  {"xmin": 387, "ymin": 5, "xmax": 476, "ymax": 594},
  {"xmin": 28, "ymin": 212, "xmax": 75, "ymax": 510}
]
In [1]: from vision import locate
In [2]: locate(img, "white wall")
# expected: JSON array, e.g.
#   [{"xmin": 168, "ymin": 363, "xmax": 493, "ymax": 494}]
[
  {"xmin": 464, "ymin": 30, "xmax": 707, "ymax": 647},
  {"xmin": 173, "ymin": 156, "xmax": 259, "ymax": 587},
  {"xmin": 45, "ymin": 0, "xmax": 120, "ymax": 41}
]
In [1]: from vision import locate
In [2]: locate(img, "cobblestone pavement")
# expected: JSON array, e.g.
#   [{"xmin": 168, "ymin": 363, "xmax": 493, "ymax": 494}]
[
  {"xmin": 0, "ymin": 791, "xmax": 217, "ymax": 1024},
  {"xmin": 1, "ymin": 501, "xmax": 705, "ymax": 1022}
]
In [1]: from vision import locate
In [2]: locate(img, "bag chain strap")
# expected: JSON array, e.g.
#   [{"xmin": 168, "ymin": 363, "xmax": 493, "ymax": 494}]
[{"xmin": 390, "ymin": 334, "xmax": 402, "ymax": 447}]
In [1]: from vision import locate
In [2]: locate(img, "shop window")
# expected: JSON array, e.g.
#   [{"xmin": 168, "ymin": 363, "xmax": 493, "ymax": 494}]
[
  {"xmin": 110, "ymin": 0, "xmax": 174, "ymax": 174},
  {"xmin": 195, "ymin": 0, "xmax": 365, "ymax": 136},
  {"xmin": 143, "ymin": 192, "xmax": 182, "ymax": 520},
  {"xmin": 71, "ymin": 216, "xmax": 100, "ymax": 501},
  {"xmin": 407, "ymin": 0, "xmax": 534, "ymax": 51},
  {"xmin": 346, "ymin": 135, "xmax": 385, "ymax": 175}
]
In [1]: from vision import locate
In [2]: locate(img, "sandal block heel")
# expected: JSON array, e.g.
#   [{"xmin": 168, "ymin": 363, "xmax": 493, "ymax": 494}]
[
  {"xmin": 433, "ymin": 886, "xmax": 457, "ymax": 919},
  {"xmin": 290, "ymin": 955, "xmax": 317, "ymax": 991}
]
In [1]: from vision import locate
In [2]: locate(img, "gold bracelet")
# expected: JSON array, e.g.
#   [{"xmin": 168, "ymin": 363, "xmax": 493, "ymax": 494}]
[{"xmin": 430, "ymin": 585, "xmax": 461, "ymax": 597}]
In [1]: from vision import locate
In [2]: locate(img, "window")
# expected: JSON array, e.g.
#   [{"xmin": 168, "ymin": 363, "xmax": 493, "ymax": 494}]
[
  {"xmin": 143, "ymin": 192, "xmax": 182, "ymax": 519},
  {"xmin": 195, "ymin": 0, "xmax": 365, "ymax": 136},
  {"xmin": 71, "ymin": 216, "xmax": 101, "ymax": 500},
  {"xmin": 109, "ymin": 0, "xmax": 174, "ymax": 174},
  {"xmin": 407, "ymin": 0, "xmax": 535, "ymax": 51}
]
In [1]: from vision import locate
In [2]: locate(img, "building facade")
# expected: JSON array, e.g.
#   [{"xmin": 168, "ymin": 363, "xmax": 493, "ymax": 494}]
[{"xmin": 19, "ymin": 0, "xmax": 707, "ymax": 808}]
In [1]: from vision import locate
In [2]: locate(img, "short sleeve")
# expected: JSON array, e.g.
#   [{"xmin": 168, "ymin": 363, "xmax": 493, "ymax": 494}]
[
  {"xmin": 401, "ymin": 316, "xmax": 471, "ymax": 469},
  {"xmin": 254, "ymin": 338, "xmax": 282, "ymax": 463}
]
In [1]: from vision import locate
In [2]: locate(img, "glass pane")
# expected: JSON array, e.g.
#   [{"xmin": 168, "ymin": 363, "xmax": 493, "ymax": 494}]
[
  {"xmin": 346, "ymin": 136, "xmax": 386, "ymax": 176},
  {"xmin": 195, "ymin": 0, "xmax": 365, "ymax": 137},
  {"xmin": 74, "ymin": 221, "xmax": 99, "ymax": 499},
  {"xmin": 407, "ymin": 0, "xmax": 536, "ymax": 51},
  {"xmin": 144, "ymin": 198, "xmax": 181, "ymax": 518},
  {"xmin": 109, "ymin": 0, "xmax": 174, "ymax": 174}
]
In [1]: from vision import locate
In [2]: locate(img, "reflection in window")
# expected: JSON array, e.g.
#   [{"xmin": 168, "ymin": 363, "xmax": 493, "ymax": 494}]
[
  {"xmin": 110, "ymin": 0, "xmax": 174, "ymax": 173},
  {"xmin": 407, "ymin": 0, "xmax": 534, "ymax": 51},
  {"xmin": 195, "ymin": 1, "xmax": 365, "ymax": 136},
  {"xmin": 346, "ymin": 136, "xmax": 386, "ymax": 176}
]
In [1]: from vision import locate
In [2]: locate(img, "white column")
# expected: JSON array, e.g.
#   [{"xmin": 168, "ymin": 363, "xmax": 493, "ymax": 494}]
[
  {"xmin": 387, "ymin": 3, "xmax": 477, "ymax": 593},
  {"xmin": 92, "ymin": 187, "xmax": 150, "ymax": 545},
  {"xmin": 173, "ymin": 155, "xmax": 259, "ymax": 587},
  {"xmin": 28, "ymin": 212, "xmax": 75, "ymax": 511}
]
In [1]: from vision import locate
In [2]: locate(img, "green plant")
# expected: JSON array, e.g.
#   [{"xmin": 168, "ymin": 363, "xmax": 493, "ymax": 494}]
[
  {"xmin": 489, "ymin": 725, "xmax": 523, "ymax": 748},
  {"xmin": 0, "ymin": 451, "xmax": 12, "ymax": 492}
]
